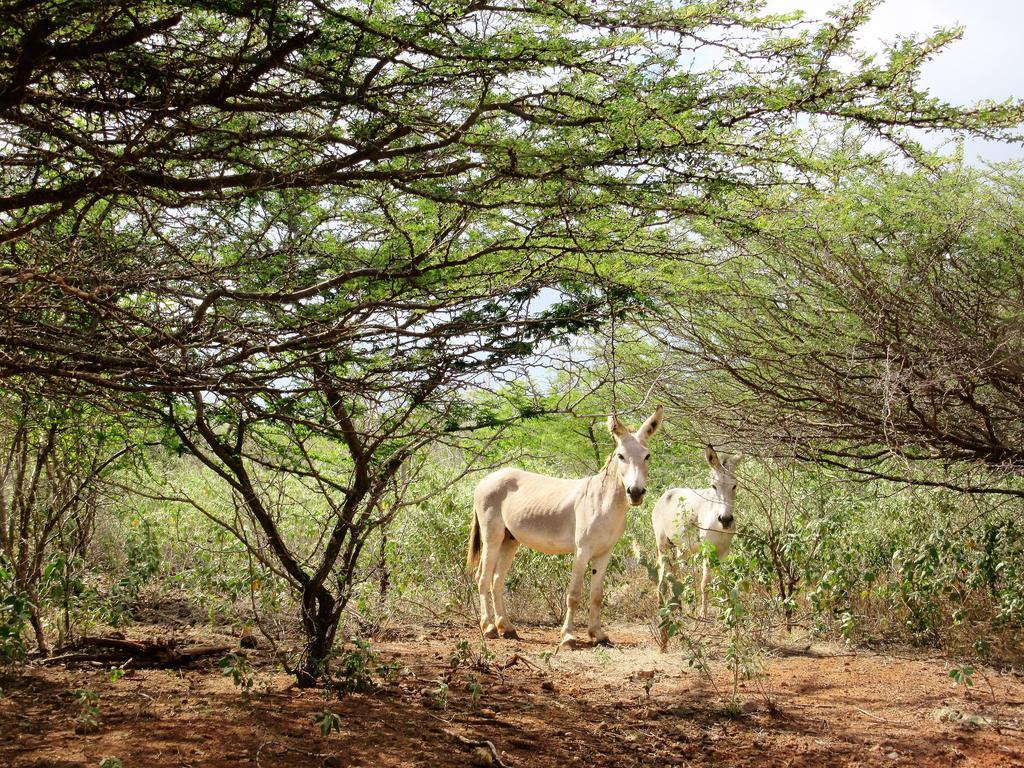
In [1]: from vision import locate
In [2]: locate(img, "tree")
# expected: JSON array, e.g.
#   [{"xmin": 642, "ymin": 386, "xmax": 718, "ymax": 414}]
[
  {"xmin": 0, "ymin": 393, "xmax": 132, "ymax": 655},
  {"xmin": 2, "ymin": 0, "xmax": 1021, "ymax": 683},
  {"xmin": 648, "ymin": 162, "xmax": 1024, "ymax": 494},
  {"xmin": 3, "ymin": 1, "xmax": 1021, "ymax": 395}
]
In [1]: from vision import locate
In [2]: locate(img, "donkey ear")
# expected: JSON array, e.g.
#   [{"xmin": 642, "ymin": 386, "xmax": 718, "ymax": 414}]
[
  {"xmin": 607, "ymin": 414, "xmax": 629, "ymax": 439},
  {"xmin": 705, "ymin": 444, "xmax": 722, "ymax": 469},
  {"xmin": 726, "ymin": 452, "xmax": 745, "ymax": 469},
  {"xmin": 635, "ymin": 404, "xmax": 664, "ymax": 444}
]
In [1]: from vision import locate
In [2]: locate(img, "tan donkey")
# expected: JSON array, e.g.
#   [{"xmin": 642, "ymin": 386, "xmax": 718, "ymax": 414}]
[{"xmin": 468, "ymin": 406, "xmax": 663, "ymax": 647}]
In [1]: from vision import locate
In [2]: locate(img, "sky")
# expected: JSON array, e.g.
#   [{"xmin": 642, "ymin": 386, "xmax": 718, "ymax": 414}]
[{"xmin": 763, "ymin": 0, "xmax": 1024, "ymax": 162}]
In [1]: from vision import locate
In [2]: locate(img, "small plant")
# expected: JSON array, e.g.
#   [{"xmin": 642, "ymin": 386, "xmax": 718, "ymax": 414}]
[
  {"xmin": 432, "ymin": 679, "xmax": 450, "ymax": 710},
  {"xmin": 108, "ymin": 668, "xmax": 126, "ymax": 683},
  {"xmin": 464, "ymin": 673, "xmax": 484, "ymax": 707},
  {"xmin": 218, "ymin": 652, "xmax": 254, "ymax": 699},
  {"xmin": 335, "ymin": 638, "xmax": 378, "ymax": 694},
  {"xmin": 449, "ymin": 639, "xmax": 473, "ymax": 670},
  {"xmin": 448, "ymin": 639, "xmax": 494, "ymax": 673},
  {"xmin": 98, "ymin": 758, "xmax": 124, "ymax": 768},
  {"xmin": 642, "ymin": 675, "xmax": 654, "ymax": 699},
  {"xmin": 314, "ymin": 709, "xmax": 342, "ymax": 736},
  {"xmin": 720, "ymin": 697, "xmax": 744, "ymax": 718},
  {"xmin": 74, "ymin": 688, "xmax": 102, "ymax": 733},
  {"xmin": 477, "ymin": 641, "xmax": 495, "ymax": 664},
  {"xmin": 327, "ymin": 637, "xmax": 401, "ymax": 694},
  {"xmin": 949, "ymin": 664, "xmax": 976, "ymax": 690},
  {"xmin": 377, "ymin": 656, "xmax": 402, "ymax": 685}
]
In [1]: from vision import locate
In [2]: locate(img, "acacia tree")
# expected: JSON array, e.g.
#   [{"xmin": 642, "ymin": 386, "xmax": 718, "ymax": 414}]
[
  {"xmin": 647, "ymin": 163, "xmax": 1024, "ymax": 494},
  {"xmin": 0, "ymin": 393, "xmax": 132, "ymax": 655},
  {"xmin": 2, "ymin": 0, "xmax": 1021, "ymax": 682}
]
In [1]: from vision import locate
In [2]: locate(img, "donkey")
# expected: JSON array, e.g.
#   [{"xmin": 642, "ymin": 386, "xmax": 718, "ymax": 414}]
[
  {"xmin": 651, "ymin": 445, "xmax": 743, "ymax": 618},
  {"xmin": 468, "ymin": 406, "xmax": 663, "ymax": 647}
]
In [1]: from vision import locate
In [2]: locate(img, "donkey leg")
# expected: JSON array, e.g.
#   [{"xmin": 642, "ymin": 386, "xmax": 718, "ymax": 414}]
[
  {"xmin": 699, "ymin": 562, "xmax": 711, "ymax": 619},
  {"xmin": 560, "ymin": 550, "xmax": 591, "ymax": 648},
  {"xmin": 492, "ymin": 538, "xmax": 521, "ymax": 639},
  {"xmin": 477, "ymin": 541, "xmax": 501, "ymax": 639},
  {"xmin": 587, "ymin": 550, "xmax": 613, "ymax": 644},
  {"xmin": 653, "ymin": 540, "xmax": 671, "ymax": 652},
  {"xmin": 655, "ymin": 534, "xmax": 674, "ymax": 602},
  {"xmin": 655, "ymin": 537, "xmax": 666, "ymax": 597}
]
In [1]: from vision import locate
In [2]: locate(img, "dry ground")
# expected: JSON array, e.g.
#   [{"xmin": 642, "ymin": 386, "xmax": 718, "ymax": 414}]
[{"xmin": 1, "ymin": 619, "xmax": 1022, "ymax": 768}]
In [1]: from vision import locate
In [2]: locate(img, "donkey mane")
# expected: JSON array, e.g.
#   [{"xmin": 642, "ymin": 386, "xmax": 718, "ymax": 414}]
[{"xmin": 593, "ymin": 451, "xmax": 620, "ymax": 492}]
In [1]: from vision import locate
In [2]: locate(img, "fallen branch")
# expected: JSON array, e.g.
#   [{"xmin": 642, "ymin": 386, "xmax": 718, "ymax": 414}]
[
  {"xmin": 42, "ymin": 636, "xmax": 232, "ymax": 668},
  {"xmin": 498, "ymin": 653, "xmax": 540, "ymax": 672},
  {"xmin": 442, "ymin": 728, "xmax": 511, "ymax": 768},
  {"xmin": 854, "ymin": 706, "xmax": 905, "ymax": 725}
]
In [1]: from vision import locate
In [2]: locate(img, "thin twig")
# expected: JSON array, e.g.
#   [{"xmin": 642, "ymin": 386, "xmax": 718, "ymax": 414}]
[
  {"xmin": 854, "ymin": 706, "xmax": 904, "ymax": 725},
  {"xmin": 441, "ymin": 728, "xmax": 511, "ymax": 768}
]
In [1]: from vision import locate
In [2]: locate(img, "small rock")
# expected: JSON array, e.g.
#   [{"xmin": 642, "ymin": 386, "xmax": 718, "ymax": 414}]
[
  {"xmin": 479, "ymin": 708, "xmax": 496, "ymax": 719},
  {"xmin": 469, "ymin": 746, "xmax": 494, "ymax": 767},
  {"xmin": 239, "ymin": 628, "xmax": 258, "ymax": 649}
]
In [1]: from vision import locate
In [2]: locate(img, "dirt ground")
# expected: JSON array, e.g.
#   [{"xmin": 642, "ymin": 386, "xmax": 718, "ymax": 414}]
[{"xmin": 1, "ymin": 618, "xmax": 1022, "ymax": 768}]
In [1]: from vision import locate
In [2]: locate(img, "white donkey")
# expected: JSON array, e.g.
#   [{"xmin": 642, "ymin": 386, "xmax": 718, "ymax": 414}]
[
  {"xmin": 468, "ymin": 406, "xmax": 663, "ymax": 646},
  {"xmin": 652, "ymin": 445, "xmax": 743, "ymax": 617}
]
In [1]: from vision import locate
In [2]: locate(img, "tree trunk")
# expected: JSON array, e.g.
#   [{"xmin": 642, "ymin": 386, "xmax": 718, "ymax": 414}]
[
  {"xmin": 295, "ymin": 583, "xmax": 337, "ymax": 688},
  {"xmin": 29, "ymin": 601, "xmax": 49, "ymax": 656},
  {"xmin": 378, "ymin": 528, "xmax": 389, "ymax": 604}
]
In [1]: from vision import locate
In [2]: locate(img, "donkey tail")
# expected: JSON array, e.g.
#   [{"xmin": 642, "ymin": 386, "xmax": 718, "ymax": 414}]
[{"xmin": 467, "ymin": 505, "xmax": 482, "ymax": 574}]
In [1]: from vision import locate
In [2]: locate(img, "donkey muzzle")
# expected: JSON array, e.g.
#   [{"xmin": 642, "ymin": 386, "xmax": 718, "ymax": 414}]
[
  {"xmin": 718, "ymin": 514, "xmax": 734, "ymax": 528},
  {"xmin": 627, "ymin": 486, "xmax": 646, "ymax": 506}
]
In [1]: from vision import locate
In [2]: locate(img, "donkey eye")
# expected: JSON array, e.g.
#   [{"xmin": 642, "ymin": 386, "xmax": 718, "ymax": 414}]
[
  {"xmin": 712, "ymin": 484, "xmax": 718, "ymax": 491},
  {"xmin": 644, "ymin": 454, "xmax": 651, "ymax": 462},
  {"xmin": 617, "ymin": 453, "xmax": 625, "ymax": 461}
]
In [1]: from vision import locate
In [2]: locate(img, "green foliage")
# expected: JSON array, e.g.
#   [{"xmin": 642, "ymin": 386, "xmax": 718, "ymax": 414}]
[
  {"xmin": 949, "ymin": 664, "xmax": 976, "ymax": 689},
  {"xmin": 104, "ymin": 517, "xmax": 162, "ymax": 627},
  {"xmin": 74, "ymin": 688, "xmax": 102, "ymax": 733},
  {"xmin": 464, "ymin": 673, "xmax": 484, "ymax": 707},
  {"xmin": 0, "ymin": 558, "xmax": 29, "ymax": 666},
  {"xmin": 4, "ymin": 0, "xmax": 1022, "ymax": 688},
  {"xmin": 218, "ymin": 652, "xmax": 254, "ymax": 699},
  {"xmin": 314, "ymin": 710, "xmax": 342, "ymax": 737},
  {"xmin": 330, "ymin": 639, "xmax": 400, "ymax": 695},
  {"xmin": 431, "ymin": 680, "xmax": 450, "ymax": 711},
  {"xmin": 333, "ymin": 639, "xmax": 378, "ymax": 694},
  {"xmin": 650, "ymin": 163, "xmax": 1024, "ymax": 493},
  {"xmin": 449, "ymin": 639, "xmax": 474, "ymax": 671},
  {"xmin": 652, "ymin": 541, "xmax": 768, "ymax": 709}
]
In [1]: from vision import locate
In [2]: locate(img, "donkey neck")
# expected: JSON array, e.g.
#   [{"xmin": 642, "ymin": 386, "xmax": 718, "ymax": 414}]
[{"xmin": 589, "ymin": 452, "xmax": 628, "ymax": 513}]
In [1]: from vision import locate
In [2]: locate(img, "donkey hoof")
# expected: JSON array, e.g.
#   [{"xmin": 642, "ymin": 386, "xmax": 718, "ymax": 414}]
[
  {"xmin": 482, "ymin": 624, "xmax": 499, "ymax": 639},
  {"xmin": 590, "ymin": 633, "xmax": 612, "ymax": 646},
  {"xmin": 559, "ymin": 634, "xmax": 579, "ymax": 650},
  {"xmin": 499, "ymin": 628, "xmax": 520, "ymax": 640}
]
